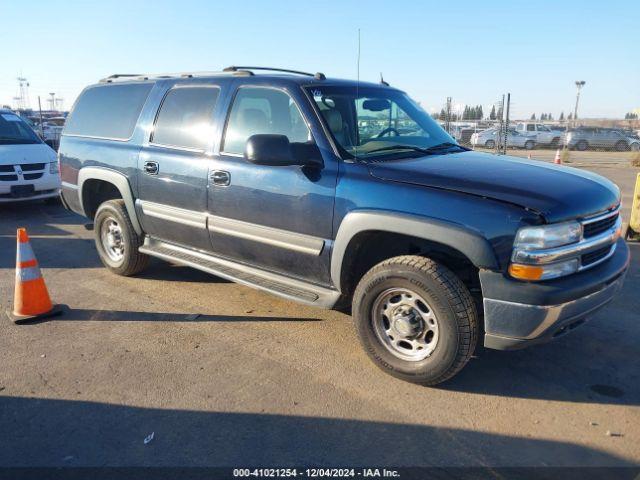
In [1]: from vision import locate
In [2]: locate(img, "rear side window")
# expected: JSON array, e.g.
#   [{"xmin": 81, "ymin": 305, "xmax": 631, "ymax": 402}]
[
  {"xmin": 223, "ymin": 87, "xmax": 310, "ymax": 155},
  {"xmin": 64, "ymin": 83, "xmax": 153, "ymax": 140},
  {"xmin": 151, "ymin": 86, "xmax": 220, "ymax": 150}
]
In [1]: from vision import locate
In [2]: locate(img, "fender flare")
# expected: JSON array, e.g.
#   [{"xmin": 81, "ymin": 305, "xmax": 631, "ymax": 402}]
[
  {"xmin": 78, "ymin": 167, "xmax": 143, "ymax": 234},
  {"xmin": 330, "ymin": 210, "xmax": 499, "ymax": 291}
]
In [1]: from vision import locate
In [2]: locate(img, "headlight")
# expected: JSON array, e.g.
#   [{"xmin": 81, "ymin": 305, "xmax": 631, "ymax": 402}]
[
  {"xmin": 513, "ymin": 221, "xmax": 582, "ymax": 250},
  {"xmin": 510, "ymin": 221, "xmax": 583, "ymax": 281},
  {"xmin": 49, "ymin": 161, "xmax": 59, "ymax": 174}
]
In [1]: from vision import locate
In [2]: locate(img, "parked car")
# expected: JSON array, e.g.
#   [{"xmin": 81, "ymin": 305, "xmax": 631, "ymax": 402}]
[
  {"xmin": 0, "ymin": 109, "xmax": 61, "ymax": 203},
  {"xmin": 470, "ymin": 128, "xmax": 536, "ymax": 149},
  {"xmin": 566, "ymin": 127, "xmax": 640, "ymax": 151},
  {"xmin": 59, "ymin": 67, "xmax": 629, "ymax": 385},
  {"xmin": 515, "ymin": 123, "xmax": 562, "ymax": 147}
]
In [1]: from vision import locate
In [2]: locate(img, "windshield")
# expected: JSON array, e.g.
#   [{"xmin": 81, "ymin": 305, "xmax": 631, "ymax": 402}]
[
  {"xmin": 0, "ymin": 113, "xmax": 42, "ymax": 145},
  {"xmin": 306, "ymin": 86, "xmax": 457, "ymax": 160}
]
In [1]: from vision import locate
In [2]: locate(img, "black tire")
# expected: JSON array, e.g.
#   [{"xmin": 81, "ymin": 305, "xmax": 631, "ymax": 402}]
[
  {"xmin": 550, "ymin": 137, "xmax": 560, "ymax": 148},
  {"xmin": 94, "ymin": 199, "xmax": 148, "ymax": 276},
  {"xmin": 576, "ymin": 140, "xmax": 588, "ymax": 151},
  {"xmin": 524, "ymin": 140, "xmax": 535, "ymax": 150},
  {"xmin": 352, "ymin": 255, "xmax": 478, "ymax": 385},
  {"xmin": 485, "ymin": 140, "xmax": 495, "ymax": 149},
  {"xmin": 615, "ymin": 140, "xmax": 628, "ymax": 152},
  {"xmin": 44, "ymin": 196, "xmax": 60, "ymax": 206}
]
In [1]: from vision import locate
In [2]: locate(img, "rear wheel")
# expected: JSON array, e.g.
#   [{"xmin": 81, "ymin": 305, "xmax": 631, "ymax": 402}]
[
  {"xmin": 550, "ymin": 137, "xmax": 560, "ymax": 148},
  {"xmin": 352, "ymin": 255, "xmax": 478, "ymax": 385},
  {"xmin": 576, "ymin": 140, "xmax": 588, "ymax": 151},
  {"xmin": 524, "ymin": 140, "xmax": 535, "ymax": 150},
  {"xmin": 485, "ymin": 139, "xmax": 495, "ymax": 149},
  {"xmin": 631, "ymin": 142, "xmax": 640, "ymax": 152},
  {"xmin": 94, "ymin": 199, "xmax": 148, "ymax": 276}
]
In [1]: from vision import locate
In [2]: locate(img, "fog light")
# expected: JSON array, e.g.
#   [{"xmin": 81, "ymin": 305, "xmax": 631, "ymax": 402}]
[{"xmin": 509, "ymin": 258, "xmax": 579, "ymax": 281}]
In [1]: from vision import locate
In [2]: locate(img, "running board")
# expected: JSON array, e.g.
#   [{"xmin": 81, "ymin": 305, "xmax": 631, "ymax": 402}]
[{"xmin": 139, "ymin": 237, "xmax": 341, "ymax": 308}]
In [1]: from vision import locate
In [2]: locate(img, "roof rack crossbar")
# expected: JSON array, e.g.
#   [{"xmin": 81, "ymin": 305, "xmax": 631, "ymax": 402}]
[{"xmin": 224, "ymin": 66, "xmax": 326, "ymax": 80}]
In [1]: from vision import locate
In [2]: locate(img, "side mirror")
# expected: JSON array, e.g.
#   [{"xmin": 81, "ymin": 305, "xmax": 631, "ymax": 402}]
[{"xmin": 244, "ymin": 134, "xmax": 322, "ymax": 168}]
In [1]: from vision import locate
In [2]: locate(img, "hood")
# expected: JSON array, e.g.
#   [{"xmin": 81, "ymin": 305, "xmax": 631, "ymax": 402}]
[
  {"xmin": 368, "ymin": 150, "xmax": 620, "ymax": 223},
  {"xmin": 0, "ymin": 144, "xmax": 56, "ymax": 165}
]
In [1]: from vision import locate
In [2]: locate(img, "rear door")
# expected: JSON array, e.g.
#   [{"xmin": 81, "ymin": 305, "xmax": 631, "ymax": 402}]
[{"xmin": 137, "ymin": 82, "xmax": 223, "ymax": 251}]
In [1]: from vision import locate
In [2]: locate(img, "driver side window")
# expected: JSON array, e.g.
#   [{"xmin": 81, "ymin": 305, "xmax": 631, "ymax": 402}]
[{"xmin": 223, "ymin": 87, "xmax": 311, "ymax": 155}]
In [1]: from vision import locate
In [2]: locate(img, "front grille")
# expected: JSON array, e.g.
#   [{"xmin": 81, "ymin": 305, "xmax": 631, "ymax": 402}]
[
  {"xmin": 21, "ymin": 163, "xmax": 45, "ymax": 171},
  {"xmin": 583, "ymin": 213, "xmax": 618, "ymax": 238},
  {"xmin": 582, "ymin": 246, "xmax": 612, "ymax": 266},
  {"xmin": 0, "ymin": 165, "xmax": 13, "ymax": 173},
  {"xmin": 24, "ymin": 173, "xmax": 43, "ymax": 180},
  {"xmin": 0, "ymin": 175, "xmax": 18, "ymax": 181}
]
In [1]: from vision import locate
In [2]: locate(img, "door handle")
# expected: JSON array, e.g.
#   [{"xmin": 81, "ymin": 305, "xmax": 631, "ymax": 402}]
[
  {"xmin": 210, "ymin": 170, "xmax": 230, "ymax": 186},
  {"xmin": 143, "ymin": 161, "xmax": 159, "ymax": 175}
]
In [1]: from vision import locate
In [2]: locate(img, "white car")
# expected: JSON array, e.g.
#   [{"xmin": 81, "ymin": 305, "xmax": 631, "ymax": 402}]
[
  {"xmin": 0, "ymin": 110, "xmax": 61, "ymax": 203},
  {"xmin": 470, "ymin": 128, "xmax": 536, "ymax": 150}
]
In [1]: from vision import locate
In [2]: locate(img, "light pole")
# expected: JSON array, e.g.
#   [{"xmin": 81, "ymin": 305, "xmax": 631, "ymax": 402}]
[{"xmin": 573, "ymin": 81, "xmax": 585, "ymax": 124}]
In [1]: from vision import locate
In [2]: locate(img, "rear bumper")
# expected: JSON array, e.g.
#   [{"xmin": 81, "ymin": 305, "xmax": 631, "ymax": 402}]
[{"xmin": 481, "ymin": 238, "xmax": 630, "ymax": 350}]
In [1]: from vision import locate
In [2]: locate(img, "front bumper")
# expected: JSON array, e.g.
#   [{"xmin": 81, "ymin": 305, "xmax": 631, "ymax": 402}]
[{"xmin": 481, "ymin": 238, "xmax": 630, "ymax": 350}]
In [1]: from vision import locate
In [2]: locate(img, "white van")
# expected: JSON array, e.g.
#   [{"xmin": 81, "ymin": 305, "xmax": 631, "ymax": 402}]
[{"xmin": 0, "ymin": 109, "xmax": 61, "ymax": 203}]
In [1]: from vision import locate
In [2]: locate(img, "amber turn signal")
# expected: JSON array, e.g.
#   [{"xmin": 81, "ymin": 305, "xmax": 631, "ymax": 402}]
[{"xmin": 508, "ymin": 263, "xmax": 544, "ymax": 281}]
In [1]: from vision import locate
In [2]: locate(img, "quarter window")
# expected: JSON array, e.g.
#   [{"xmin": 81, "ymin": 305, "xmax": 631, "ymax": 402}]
[
  {"xmin": 152, "ymin": 87, "xmax": 220, "ymax": 150},
  {"xmin": 64, "ymin": 83, "xmax": 152, "ymax": 140},
  {"xmin": 223, "ymin": 87, "xmax": 311, "ymax": 155}
]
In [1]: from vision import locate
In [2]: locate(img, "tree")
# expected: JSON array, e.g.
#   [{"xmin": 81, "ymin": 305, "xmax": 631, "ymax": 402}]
[
  {"xmin": 568, "ymin": 112, "xmax": 573, "ymax": 120},
  {"xmin": 530, "ymin": 113, "xmax": 536, "ymax": 120},
  {"xmin": 559, "ymin": 111, "xmax": 564, "ymax": 121},
  {"xmin": 478, "ymin": 105, "xmax": 483, "ymax": 120},
  {"xmin": 439, "ymin": 108, "xmax": 446, "ymax": 120},
  {"xmin": 548, "ymin": 113, "xmax": 553, "ymax": 121},
  {"xmin": 489, "ymin": 105, "xmax": 496, "ymax": 120}
]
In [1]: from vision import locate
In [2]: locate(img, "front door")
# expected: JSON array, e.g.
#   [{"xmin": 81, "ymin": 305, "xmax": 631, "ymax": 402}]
[
  {"xmin": 137, "ymin": 84, "xmax": 222, "ymax": 251},
  {"xmin": 207, "ymin": 84, "xmax": 337, "ymax": 285}
]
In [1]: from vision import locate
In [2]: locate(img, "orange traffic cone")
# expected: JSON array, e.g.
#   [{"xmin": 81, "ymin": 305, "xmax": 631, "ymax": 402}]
[
  {"xmin": 7, "ymin": 228, "xmax": 62, "ymax": 324},
  {"xmin": 554, "ymin": 149, "xmax": 562, "ymax": 165}
]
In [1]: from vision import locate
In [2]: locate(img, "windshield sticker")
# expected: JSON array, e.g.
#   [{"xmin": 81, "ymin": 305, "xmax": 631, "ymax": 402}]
[
  {"xmin": 1, "ymin": 113, "xmax": 22, "ymax": 122},
  {"xmin": 311, "ymin": 89, "xmax": 322, "ymax": 99}
]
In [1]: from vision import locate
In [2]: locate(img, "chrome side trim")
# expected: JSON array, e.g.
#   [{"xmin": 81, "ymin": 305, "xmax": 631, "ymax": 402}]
[
  {"xmin": 207, "ymin": 215, "xmax": 324, "ymax": 256},
  {"xmin": 138, "ymin": 200, "xmax": 207, "ymax": 229},
  {"xmin": 512, "ymin": 216, "xmax": 622, "ymax": 266}
]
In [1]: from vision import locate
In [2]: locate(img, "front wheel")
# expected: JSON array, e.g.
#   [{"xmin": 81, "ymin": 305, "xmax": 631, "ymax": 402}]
[
  {"xmin": 615, "ymin": 140, "xmax": 629, "ymax": 152},
  {"xmin": 485, "ymin": 139, "xmax": 495, "ymax": 149},
  {"xmin": 524, "ymin": 140, "xmax": 535, "ymax": 150},
  {"xmin": 94, "ymin": 199, "xmax": 149, "ymax": 276},
  {"xmin": 352, "ymin": 255, "xmax": 478, "ymax": 385}
]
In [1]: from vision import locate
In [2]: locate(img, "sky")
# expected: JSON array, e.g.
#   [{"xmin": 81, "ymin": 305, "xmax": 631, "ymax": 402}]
[{"xmin": 1, "ymin": 0, "xmax": 638, "ymax": 119}]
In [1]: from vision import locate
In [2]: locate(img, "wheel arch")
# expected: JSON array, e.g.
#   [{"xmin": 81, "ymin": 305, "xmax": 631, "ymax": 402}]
[
  {"xmin": 331, "ymin": 211, "xmax": 499, "ymax": 295},
  {"xmin": 78, "ymin": 167, "xmax": 142, "ymax": 234}
]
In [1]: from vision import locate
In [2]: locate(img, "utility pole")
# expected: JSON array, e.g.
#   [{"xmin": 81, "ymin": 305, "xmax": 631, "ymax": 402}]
[
  {"xmin": 503, "ymin": 93, "xmax": 511, "ymax": 155},
  {"xmin": 49, "ymin": 92, "xmax": 56, "ymax": 111},
  {"xmin": 445, "ymin": 97, "xmax": 452, "ymax": 135},
  {"xmin": 573, "ymin": 81, "xmax": 585, "ymax": 126},
  {"xmin": 38, "ymin": 96, "xmax": 44, "ymax": 138}
]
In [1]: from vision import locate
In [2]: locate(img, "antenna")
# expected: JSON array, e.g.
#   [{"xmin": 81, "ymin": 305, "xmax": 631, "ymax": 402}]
[{"xmin": 355, "ymin": 28, "xmax": 361, "ymax": 159}]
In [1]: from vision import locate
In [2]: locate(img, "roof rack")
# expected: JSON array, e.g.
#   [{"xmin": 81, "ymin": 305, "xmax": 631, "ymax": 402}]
[
  {"xmin": 223, "ymin": 66, "xmax": 326, "ymax": 80},
  {"xmin": 99, "ymin": 69, "xmax": 253, "ymax": 83}
]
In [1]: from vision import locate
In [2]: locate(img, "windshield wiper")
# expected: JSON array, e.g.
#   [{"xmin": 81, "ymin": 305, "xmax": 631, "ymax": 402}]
[
  {"xmin": 422, "ymin": 142, "xmax": 468, "ymax": 153},
  {"xmin": 365, "ymin": 144, "xmax": 431, "ymax": 155}
]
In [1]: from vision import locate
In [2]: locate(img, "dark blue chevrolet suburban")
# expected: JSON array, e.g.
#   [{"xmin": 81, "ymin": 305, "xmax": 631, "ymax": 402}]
[{"xmin": 59, "ymin": 67, "xmax": 629, "ymax": 385}]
